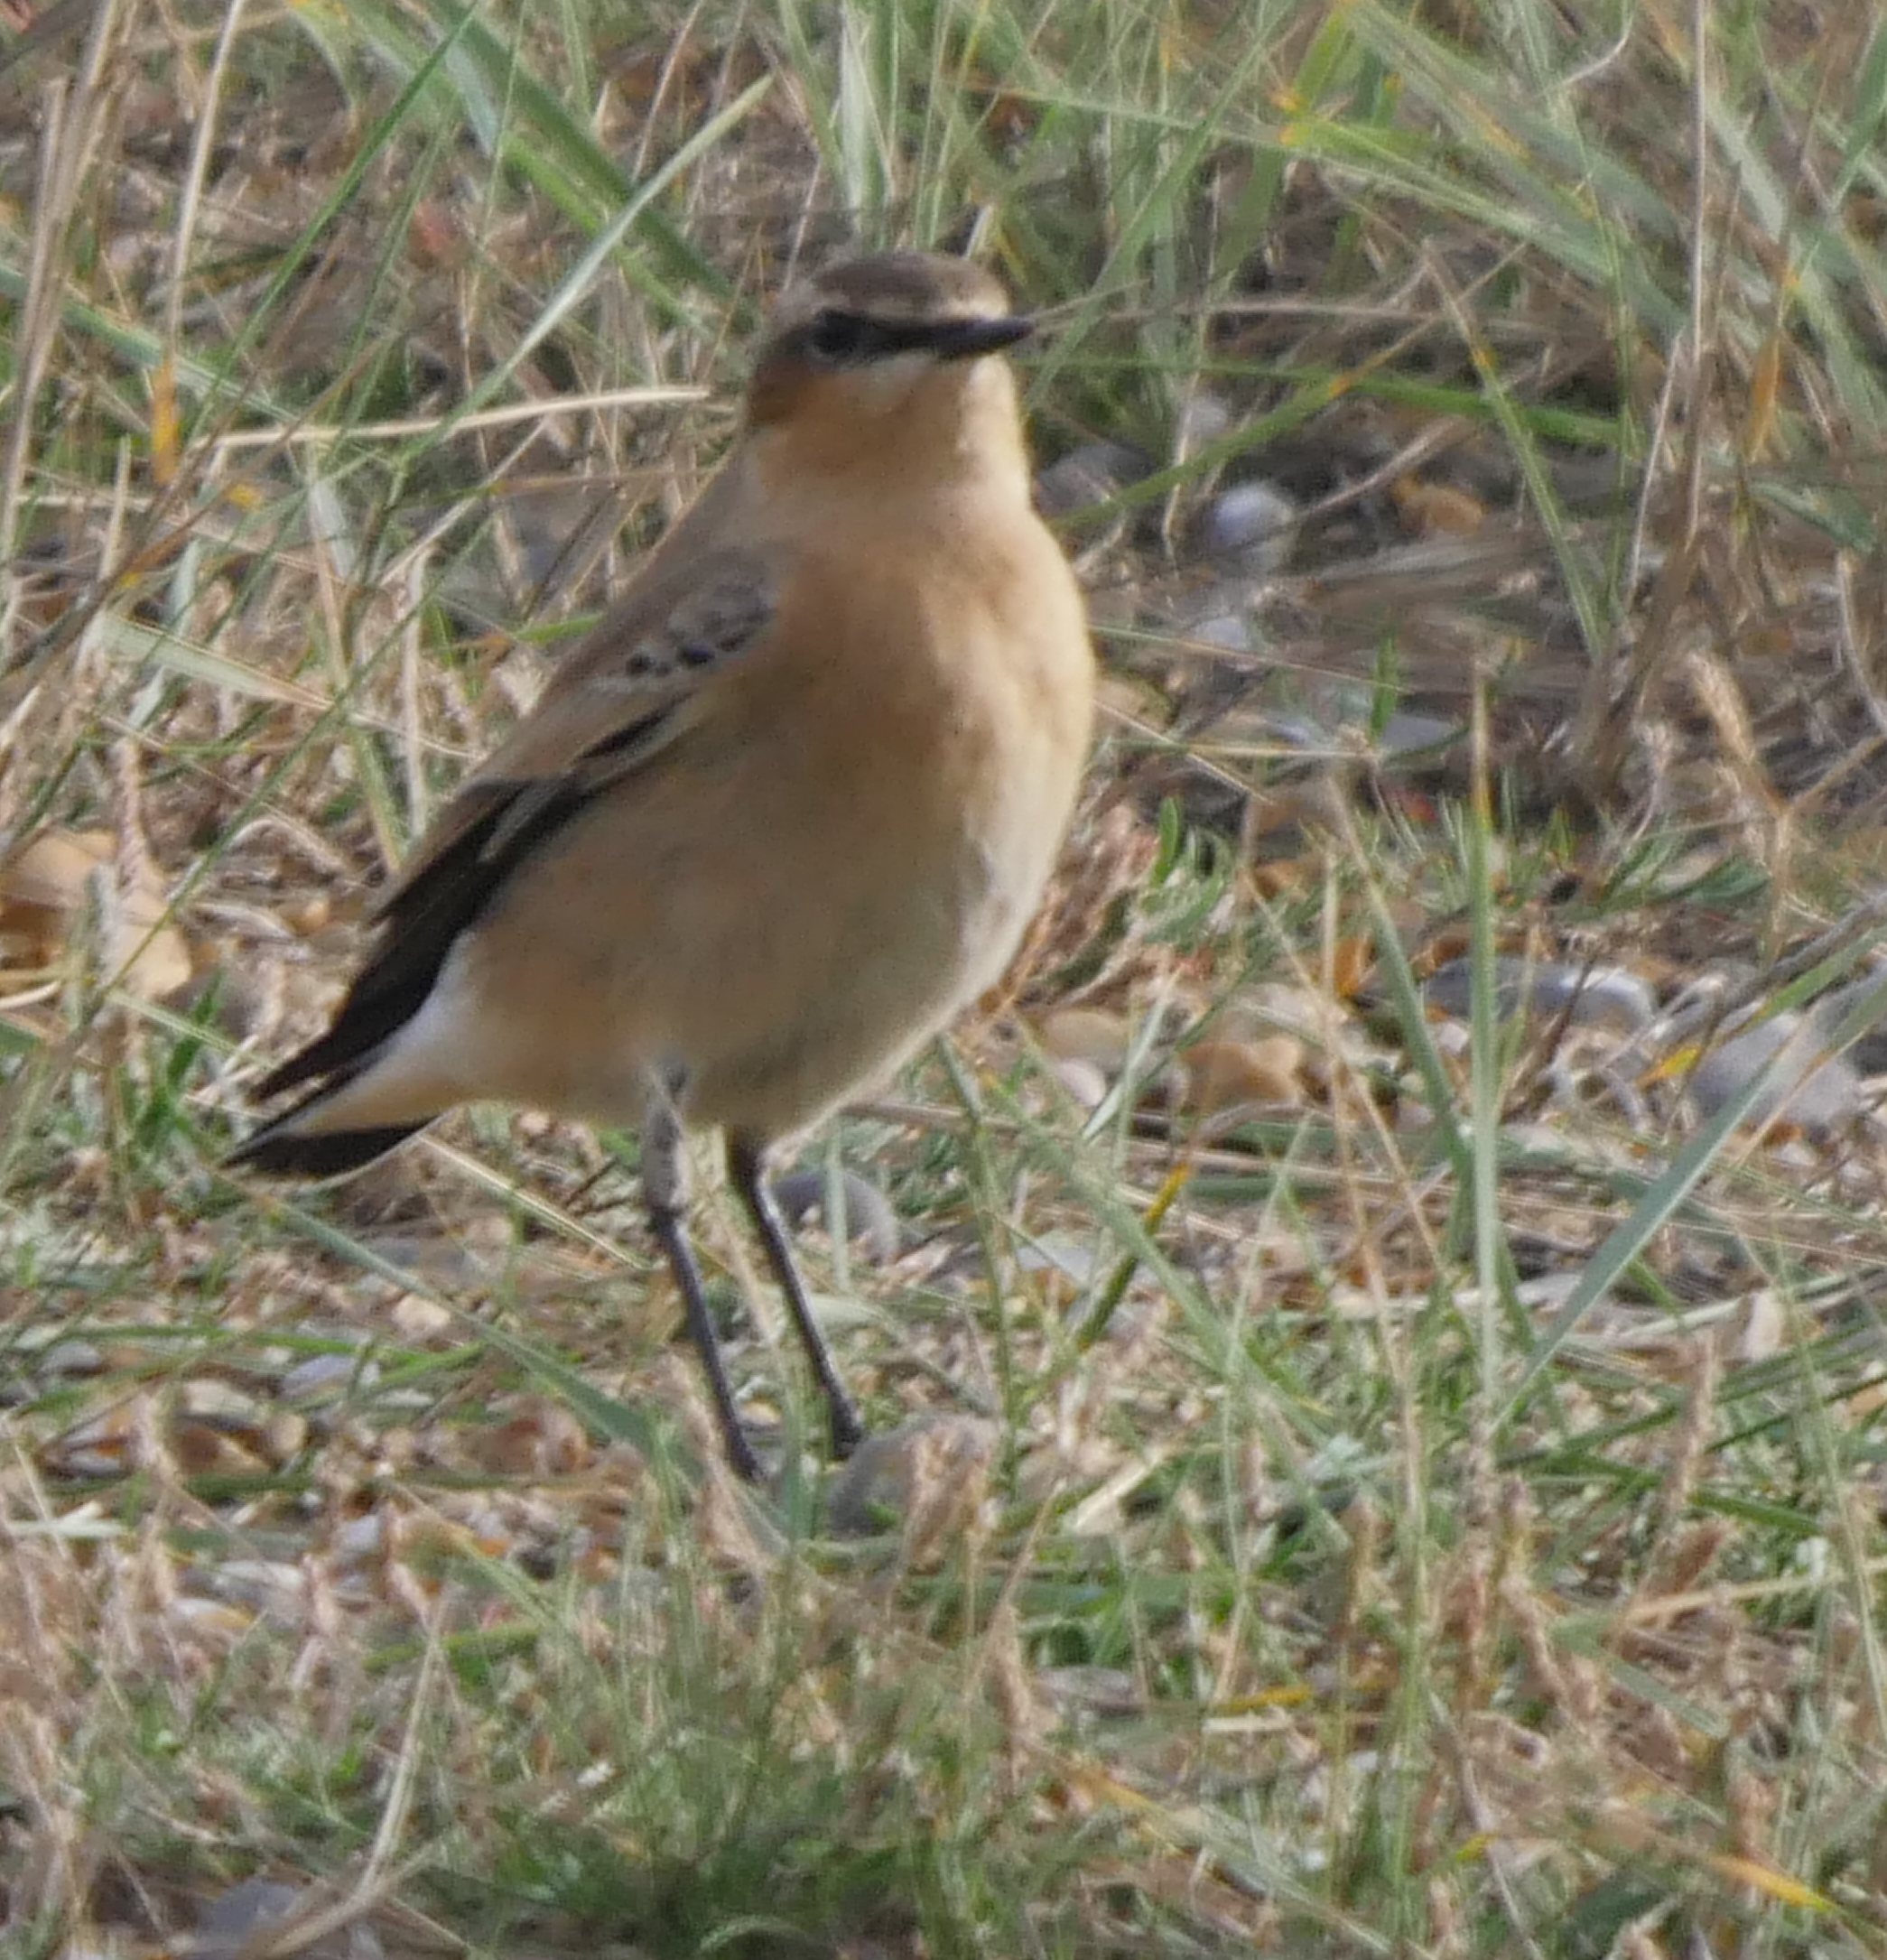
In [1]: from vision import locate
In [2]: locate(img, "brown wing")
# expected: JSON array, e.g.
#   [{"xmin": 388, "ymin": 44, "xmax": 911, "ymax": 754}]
[
  {"xmin": 254, "ymin": 536, "xmax": 780, "ymax": 1100},
  {"xmin": 379, "ymin": 462, "xmax": 769, "ymax": 903}
]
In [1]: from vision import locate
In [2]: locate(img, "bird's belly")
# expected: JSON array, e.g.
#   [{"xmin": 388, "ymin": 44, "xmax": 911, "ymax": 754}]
[
  {"xmin": 439, "ymin": 771, "xmax": 1040, "ymax": 1142},
  {"xmin": 432, "ymin": 558, "xmax": 1087, "ymax": 1145},
  {"xmin": 676, "ymin": 822, "xmax": 1031, "ymax": 1137}
]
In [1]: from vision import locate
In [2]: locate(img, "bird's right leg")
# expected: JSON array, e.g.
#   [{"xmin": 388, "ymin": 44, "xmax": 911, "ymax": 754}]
[{"xmin": 641, "ymin": 1075, "xmax": 765, "ymax": 1483}]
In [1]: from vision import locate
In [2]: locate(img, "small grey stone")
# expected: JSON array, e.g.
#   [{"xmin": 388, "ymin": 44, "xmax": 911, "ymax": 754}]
[
  {"xmin": 1425, "ymin": 958, "xmax": 1655, "ymax": 1035},
  {"xmin": 1038, "ymin": 1666, "xmax": 1142, "ymax": 1715},
  {"xmin": 1817, "ymin": 971, "xmax": 1887, "ymax": 1074},
  {"xmin": 1175, "ymin": 394, "xmax": 1233, "ymax": 449},
  {"xmin": 39, "ymin": 1341, "xmax": 104, "ymax": 1377},
  {"xmin": 1200, "ymin": 478, "xmax": 1299, "ymax": 574},
  {"xmin": 281, "ymin": 1352, "xmax": 379, "ymax": 1402},
  {"xmin": 189, "ymin": 1878, "xmax": 384, "ymax": 1960},
  {"xmin": 769, "ymin": 1166, "xmax": 902, "ymax": 1266},
  {"xmin": 1688, "ymin": 1011, "xmax": 1864, "ymax": 1132},
  {"xmin": 1034, "ymin": 441, "xmax": 1154, "ymax": 519},
  {"xmin": 1048, "ymin": 1055, "xmax": 1109, "ymax": 1110},
  {"xmin": 826, "ymin": 1412, "xmax": 999, "ymax": 1539},
  {"xmin": 1375, "ymin": 711, "xmax": 1464, "ymax": 757},
  {"xmin": 1185, "ymin": 611, "xmax": 1256, "ymax": 655}
]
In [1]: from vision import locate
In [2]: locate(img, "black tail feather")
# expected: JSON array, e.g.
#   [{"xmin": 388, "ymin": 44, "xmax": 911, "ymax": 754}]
[
  {"xmin": 253, "ymin": 752, "xmax": 637, "ymax": 1102},
  {"xmin": 228, "ymin": 1122, "xmax": 428, "ymax": 1178},
  {"xmin": 227, "ymin": 1082, "xmax": 431, "ymax": 1179}
]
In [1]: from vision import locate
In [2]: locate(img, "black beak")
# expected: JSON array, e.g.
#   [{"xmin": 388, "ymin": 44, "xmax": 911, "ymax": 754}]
[{"xmin": 928, "ymin": 315, "xmax": 1034, "ymax": 360}]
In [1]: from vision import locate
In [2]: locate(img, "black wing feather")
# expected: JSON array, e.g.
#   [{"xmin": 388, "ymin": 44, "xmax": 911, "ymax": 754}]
[
  {"xmin": 253, "ymin": 711, "xmax": 668, "ymax": 1101},
  {"xmin": 238, "ymin": 546, "xmax": 776, "ymax": 1117}
]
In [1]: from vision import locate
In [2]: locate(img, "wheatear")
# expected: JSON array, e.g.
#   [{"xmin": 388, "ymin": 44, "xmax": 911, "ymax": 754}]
[{"xmin": 230, "ymin": 250, "xmax": 1094, "ymax": 1482}]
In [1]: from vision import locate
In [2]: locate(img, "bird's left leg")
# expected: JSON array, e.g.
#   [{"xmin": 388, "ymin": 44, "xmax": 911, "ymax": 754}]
[{"xmin": 727, "ymin": 1132, "xmax": 868, "ymax": 1461}]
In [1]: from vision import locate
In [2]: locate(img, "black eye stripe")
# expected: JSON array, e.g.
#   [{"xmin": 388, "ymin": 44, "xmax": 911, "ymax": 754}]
[{"xmin": 795, "ymin": 310, "xmax": 1019, "ymax": 366}]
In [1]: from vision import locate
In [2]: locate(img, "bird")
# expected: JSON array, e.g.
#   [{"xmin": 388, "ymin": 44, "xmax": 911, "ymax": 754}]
[{"xmin": 228, "ymin": 248, "xmax": 1095, "ymax": 1483}]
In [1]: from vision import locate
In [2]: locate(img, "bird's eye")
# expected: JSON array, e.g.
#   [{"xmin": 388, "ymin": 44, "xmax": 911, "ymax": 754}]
[{"xmin": 803, "ymin": 311, "xmax": 874, "ymax": 365}]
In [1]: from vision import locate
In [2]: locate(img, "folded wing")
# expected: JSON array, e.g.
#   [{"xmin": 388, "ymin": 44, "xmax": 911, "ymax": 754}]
[{"xmin": 244, "ymin": 543, "xmax": 780, "ymax": 1112}]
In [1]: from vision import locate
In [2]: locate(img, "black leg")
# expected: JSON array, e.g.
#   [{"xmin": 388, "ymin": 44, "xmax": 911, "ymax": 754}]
[
  {"xmin": 728, "ymin": 1133, "xmax": 868, "ymax": 1461},
  {"xmin": 642, "ymin": 1086, "xmax": 764, "ymax": 1482}
]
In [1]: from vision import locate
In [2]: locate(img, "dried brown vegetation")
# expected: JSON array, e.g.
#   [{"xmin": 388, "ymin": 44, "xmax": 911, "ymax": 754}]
[{"xmin": 3, "ymin": 1, "xmax": 1887, "ymax": 1955}]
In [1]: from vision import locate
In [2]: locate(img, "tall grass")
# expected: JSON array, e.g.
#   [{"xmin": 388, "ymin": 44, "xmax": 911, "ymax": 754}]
[{"xmin": 2, "ymin": 1, "xmax": 1886, "ymax": 1953}]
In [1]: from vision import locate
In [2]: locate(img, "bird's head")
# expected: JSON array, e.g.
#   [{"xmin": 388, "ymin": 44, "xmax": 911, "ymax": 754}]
[{"xmin": 745, "ymin": 251, "xmax": 1035, "ymax": 479}]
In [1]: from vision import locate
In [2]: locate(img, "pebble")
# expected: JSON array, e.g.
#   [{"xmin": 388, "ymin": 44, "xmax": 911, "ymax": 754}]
[
  {"xmin": 1375, "ymin": 711, "xmax": 1464, "ymax": 757},
  {"xmin": 1424, "ymin": 957, "xmax": 1656, "ymax": 1036},
  {"xmin": 825, "ymin": 1412, "xmax": 999, "ymax": 1547},
  {"xmin": 1183, "ymin": 610, "xmax": 1257, "ymax": 655},
  {"xmin": 1687, "ymin": 1010, "xmax": 1864, "ymax": 1132},
  {"xmin": 1036, "ymin": 1006, "xmax": 1132, "ymax": 1073},
  {"xmin": 187, "ymin": 1878, "xmax": 383, "ymax": 1960},
  {"xmin": 39, "ymin": 1340, "xmax": 104, "ymax": 1377},
  {"xmin": 769, "ymin": 1166, "xmax": 902, "ymax": 1266},
  {"xmin": 281, "ymin": 1352, "xmax": 379, "ymax": 1402},
  {"xmin": 1034, "ymin": 441, "xmax": 1154, "ymax": 520},
  {"xmin": 1199, "ymin": 478, "xmax": 1299, "ymax": 574},
  {"xmin": 1048, "ymin": 1055, "xmax": 1110, "ymax": 1110},
  {"xmin": 1817, "ymin": 971, "xmax": 1887, "ymax": 1074}
]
